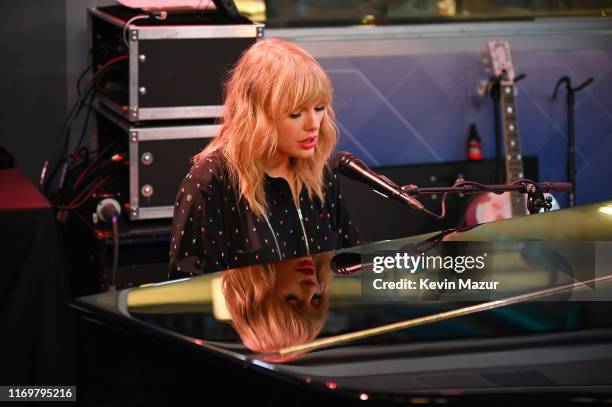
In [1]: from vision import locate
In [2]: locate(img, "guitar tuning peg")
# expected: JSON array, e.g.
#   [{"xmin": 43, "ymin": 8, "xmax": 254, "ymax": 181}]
[
  {"xmin": 484, "ymin": 67, "xmax": 491, "ymax": 74},
  {"xmin": 482, "ymin": 57, "xmax": 489, "ymax": 64}
]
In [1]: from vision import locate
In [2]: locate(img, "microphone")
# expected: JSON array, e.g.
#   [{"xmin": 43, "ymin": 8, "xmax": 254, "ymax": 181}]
[
  {"xmin": 331, "ymin": 243, "xmax": 420, "ymax": 276},
  {"xmin": 331, "ymin": 252, "xmax": 365, "ymax": 275},
  {"xmin": 334, "ymin": 151, "xmax": 425, "ymax": 212}
]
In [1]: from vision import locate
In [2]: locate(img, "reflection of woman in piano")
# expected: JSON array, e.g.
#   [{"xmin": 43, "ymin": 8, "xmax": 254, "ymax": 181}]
[
  {"xmin": 222, "ymin": 253, "xmax": 332, "ymax": 356},
  {"xmin": 169, "ymin": 38, "xmax": 360, "ymax": 278}
]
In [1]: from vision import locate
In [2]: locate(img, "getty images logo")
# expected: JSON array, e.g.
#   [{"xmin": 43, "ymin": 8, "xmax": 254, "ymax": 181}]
[{"xmin": 372, "ymin": 252, "xmax": 488, "ymax": 274}]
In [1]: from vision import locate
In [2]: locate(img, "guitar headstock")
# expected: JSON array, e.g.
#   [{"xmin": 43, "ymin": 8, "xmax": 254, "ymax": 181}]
[{"xmin": 486, "ymin": 40, "xmax": 516, "ymax": 84}]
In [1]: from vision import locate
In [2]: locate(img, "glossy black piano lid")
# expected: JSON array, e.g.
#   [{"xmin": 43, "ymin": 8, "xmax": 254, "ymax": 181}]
[{"xmin": 74, "ymin": 200, "xmax": 612, "ymax": 397}]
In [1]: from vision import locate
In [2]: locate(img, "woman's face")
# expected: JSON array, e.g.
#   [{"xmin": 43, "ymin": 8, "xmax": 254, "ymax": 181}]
[
  {"xmin": 275, "ymin": 256, "xmax": 323, "ymax": 310},
  {"xmin": 275, "ymin": 102, "xmax": 325, "ymax": 161}
]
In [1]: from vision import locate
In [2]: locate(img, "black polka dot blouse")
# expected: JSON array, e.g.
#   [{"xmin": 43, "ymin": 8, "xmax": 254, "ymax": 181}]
[{"xmin": 168, "ymin": 151, "xmax": 361, "ymax": 279}]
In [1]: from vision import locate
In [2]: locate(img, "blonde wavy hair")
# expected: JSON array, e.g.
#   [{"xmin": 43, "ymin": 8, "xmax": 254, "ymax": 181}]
[
  {"xmin": 221, "ymin": 253, "xmax": 332, "ymax": 356},
  {"xmin": 194, "ymin": 38, "xmax": 338, "ymax": 218}
]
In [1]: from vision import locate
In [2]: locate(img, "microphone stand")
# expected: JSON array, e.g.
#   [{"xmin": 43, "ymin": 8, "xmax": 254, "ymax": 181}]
[
  {"xmin": 331, "ymin": 178, "xmax": 571, "ymax": 276},
  {"xmin": 552, "ymin": 76, "xmax": 594, "ymax": 208},
  {"xmin": 403, "ymin": 179, "xmax": 572, "ymax": 216}
]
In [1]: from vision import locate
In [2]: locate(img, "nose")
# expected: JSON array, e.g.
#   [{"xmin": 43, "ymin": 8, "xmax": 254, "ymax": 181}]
[
  {"xmin": 301, "ymin": 279, "xmax": 320, "ymax": 298},
  {"xmin": 303, "ymin": 109, "xmax": 320, "ymax": 132}
]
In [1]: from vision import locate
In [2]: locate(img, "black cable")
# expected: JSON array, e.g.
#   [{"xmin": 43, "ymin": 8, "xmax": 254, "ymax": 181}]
[
  {"xmin": 60, "ymin": 84, "xmax": 97, "ymax": 161},
  {"xmin": 110, "ymin": 214, "xmax": 120, "ymax": 291},
  {"xmin": 76, "ymin": 63, "xmax": 94, "ymax": 98},
  {"xmin": 57, "ymin": 90, "xmax": 97, "ymax": 204},
  {"xmin": 418, "ymin": 178, "xmax": 542, "ymax": 220},
  {"xmin": 52, "ymin": 161, "xmax": 125, "ymax": 211},
  {"xmin": 61, "ymin": 157, "xmax": 119, "ymax": 207},
  {"xmin": 73, "ymin": 90, "xmax": 97, "ymax": 161},
  {"xmin": 72, "ymin": 142, "xmax": 116, "ymax": 191},
  {"xmin": 44, "ymin": 83, "xmax": 97, "ymax": 195},
  {"xmin": 44, "ymin": 56, "xmax": 127, "ymax": 196},
  {"xmin": 50, "ymin": 44, "xmax": 115, "ymax": 168},
  {"xmin": 76, "ymin": 42, "xmax": 117, "ymax": 97}
]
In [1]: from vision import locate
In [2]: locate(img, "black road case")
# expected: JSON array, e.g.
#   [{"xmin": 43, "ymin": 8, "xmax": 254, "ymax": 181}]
[
  {"xmin": 88, "ymin": 5, "xmax": 264, "ymax": 121},
  {"xmin": 95, "ymin": 105, "xmax": 219, "ymax": 220}
]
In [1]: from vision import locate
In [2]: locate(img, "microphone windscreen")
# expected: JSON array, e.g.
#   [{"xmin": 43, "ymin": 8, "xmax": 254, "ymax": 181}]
[
  {"xmin": 331, "ymin": 252, "xmax": 362, "ymax": 275},
  {"xmin": 333, "ymin": 151, "xmax": 355, "ymax": 172}
]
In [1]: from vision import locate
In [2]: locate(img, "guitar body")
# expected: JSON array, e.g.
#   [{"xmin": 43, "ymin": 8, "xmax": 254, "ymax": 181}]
[
  {"xmin": 465, "ymin": 192, "xmax": 559, "ymax": 225},
  {"xmin": 465, "ymin": 193, "xmax": 523, "ymax": 224}
]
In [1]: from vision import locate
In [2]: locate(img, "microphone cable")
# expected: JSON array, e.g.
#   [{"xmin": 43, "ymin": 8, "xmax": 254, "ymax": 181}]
[
  {"xmin": 110, "ymin": 213, "xmax": 120, "ymax": 291},
  {"xmin": 42, "ymin": 54, "xmax": 128, "ymax": 197}
]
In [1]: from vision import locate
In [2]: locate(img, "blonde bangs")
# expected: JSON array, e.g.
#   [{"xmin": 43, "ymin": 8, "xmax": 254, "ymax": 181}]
[
  {"xmin": 268, "ymin": 54, "xmax": 333, "ymax": 119},
  {"xmin": 222, "ymin": 259, "xmax": 330, "ymax": 354},
  {"xmin": 193, "ymin": 38, "xmax": 338, "ymax": 219}
]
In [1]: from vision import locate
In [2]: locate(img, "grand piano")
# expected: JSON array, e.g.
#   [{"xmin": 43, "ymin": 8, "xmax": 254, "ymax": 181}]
[{"xmin": 70, "ymin": 201, "xmax": 612, "ymax": 405}]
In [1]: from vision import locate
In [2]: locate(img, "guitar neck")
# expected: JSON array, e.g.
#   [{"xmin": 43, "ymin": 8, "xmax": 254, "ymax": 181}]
[{"xmin": 500, "ymin": 82, "xmax": 526, "ymax": 216}]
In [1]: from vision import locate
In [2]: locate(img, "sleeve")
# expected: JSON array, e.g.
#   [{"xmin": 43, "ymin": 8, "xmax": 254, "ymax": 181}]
[
  {"xmin": 168, "ymin": 167, "xmax": 230, "ymax": 279},
  {"xmin": 331, "ymin": 169, "xmax": 362, "ymax": 249}
]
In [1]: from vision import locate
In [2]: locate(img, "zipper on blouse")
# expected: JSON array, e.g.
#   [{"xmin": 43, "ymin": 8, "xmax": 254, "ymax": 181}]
[
  {"xmin": 262, "ymin": 214, "xmax": 283, "ymax": 261},
  {"xmin": 296, "ymin": 207, "xmax": 311, "ymax": 256}
]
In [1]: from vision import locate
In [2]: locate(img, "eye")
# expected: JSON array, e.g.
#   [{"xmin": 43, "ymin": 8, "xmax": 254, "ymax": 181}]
[
  {"xmin": 288, "ymin": 112, "xmax": 301, "ymax": 119},
  {"xmin": 315, "ymin": 105, "xmax": 325, "ymax": 112},
  {"xmin": 285, "ymin": 294, "xmax": 300, "ymax": 303},
  {"xmin": 311, "ymin": 293, "xmax": 323, "ymax": 306}
]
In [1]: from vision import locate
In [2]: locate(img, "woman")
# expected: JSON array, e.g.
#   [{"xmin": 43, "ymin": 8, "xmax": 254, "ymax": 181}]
[
  {"xmin": 169, "ymin": 38, "xmax": 360, "ymax": 279},
  {"xmin": 222, "ymin": 253, "xmax": 332, "ymax": 357}
]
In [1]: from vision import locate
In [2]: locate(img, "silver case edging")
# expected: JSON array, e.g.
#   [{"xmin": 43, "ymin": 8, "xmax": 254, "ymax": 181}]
[{"xmin": 128, "ymin": 124, "xmax": 221, "ymax": 220}]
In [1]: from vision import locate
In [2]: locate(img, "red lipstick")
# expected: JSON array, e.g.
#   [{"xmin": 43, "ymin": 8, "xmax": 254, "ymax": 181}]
[
  {"xmin": 298, "ymin": 136, "xmax": 317, "ymax": 150},
  {"xmin": 295, "ymin": 260, "xmax": 315, "ymax": 275}
]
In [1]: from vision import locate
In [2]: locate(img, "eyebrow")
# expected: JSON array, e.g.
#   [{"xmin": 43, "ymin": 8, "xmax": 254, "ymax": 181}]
[{"xmin": 285, "ymin": 293, "xmax": 323, "ymax": 308}]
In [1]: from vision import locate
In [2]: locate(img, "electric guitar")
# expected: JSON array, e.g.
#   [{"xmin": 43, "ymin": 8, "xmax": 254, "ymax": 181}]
[{"xmin": 465, "ymin": 40, "xmax": 558, "ymax": 224}]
